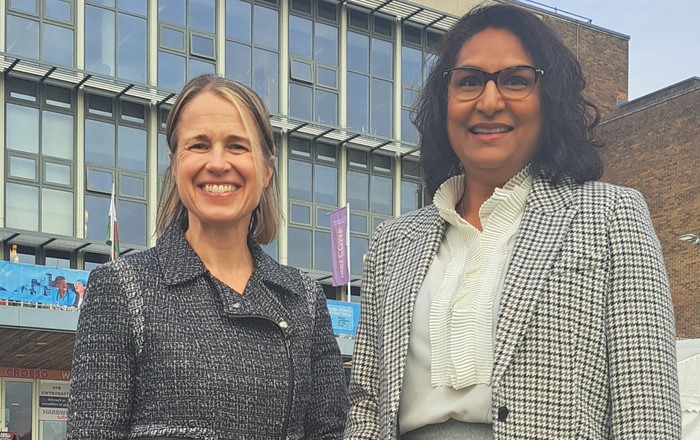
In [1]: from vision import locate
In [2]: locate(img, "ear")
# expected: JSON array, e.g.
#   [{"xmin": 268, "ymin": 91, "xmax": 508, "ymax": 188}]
[{"xmin": 264, "ymin": 156, "xmax": 275, "ymax": 188}]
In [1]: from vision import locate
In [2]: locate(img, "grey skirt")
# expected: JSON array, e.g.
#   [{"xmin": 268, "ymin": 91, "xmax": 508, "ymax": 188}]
[{"xmin": 401, "ymin": 419, "xmax": 494, "ymax": 440}]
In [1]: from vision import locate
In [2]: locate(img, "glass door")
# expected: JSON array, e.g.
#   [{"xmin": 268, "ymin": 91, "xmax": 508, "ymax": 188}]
[{"xmin": 2, "ymin": 379, "xmax": 34, "ymax": 440}]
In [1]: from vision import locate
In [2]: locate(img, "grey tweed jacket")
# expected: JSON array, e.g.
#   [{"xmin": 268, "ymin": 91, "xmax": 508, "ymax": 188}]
[
  {"xmin": 344, "ymin": 177, "xmax": 681, "ymax": 439},
  {"xmin": 67, "ymin": 220, "xmax": 348, "ymax": 440}
]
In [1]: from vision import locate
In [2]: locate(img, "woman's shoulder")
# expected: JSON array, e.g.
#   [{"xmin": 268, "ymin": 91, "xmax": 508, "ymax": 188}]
[
  {"xmin": 372, "ymin": 205, "xmax": 442, "ymax": 241},
  {"xmin": 576, "ymin": 180, "xmax": 648, "ymax": 208},
  {"xmin": 88, "ymin": 248, "xmax": 159, "ymax": 284}
]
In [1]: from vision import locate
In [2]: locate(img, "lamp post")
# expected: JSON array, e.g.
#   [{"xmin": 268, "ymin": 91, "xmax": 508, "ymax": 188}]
[{"xmin": 679, "ymin": 233, "xmax": 700, "ymax": 247}]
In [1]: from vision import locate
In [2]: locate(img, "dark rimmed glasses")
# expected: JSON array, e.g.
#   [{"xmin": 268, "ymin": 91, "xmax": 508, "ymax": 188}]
[{"xmin": 443, "ymin": 65, "xmax": 545, "ymax": 101}]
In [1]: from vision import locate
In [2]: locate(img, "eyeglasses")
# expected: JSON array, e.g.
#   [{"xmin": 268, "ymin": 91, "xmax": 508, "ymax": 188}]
[{"xmin": 443, "ymin": 65, "xmax": 545, "ymax": 101}]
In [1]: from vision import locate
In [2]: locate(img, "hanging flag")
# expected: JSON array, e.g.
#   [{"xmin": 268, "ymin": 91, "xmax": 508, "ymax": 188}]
[
  {"xmin": 329, "ymin": 206, "xmax": 349, "ymax": 287},
  {"xmin": 105, "ymin": 184, "xmax": 120, "ymax": 261}
]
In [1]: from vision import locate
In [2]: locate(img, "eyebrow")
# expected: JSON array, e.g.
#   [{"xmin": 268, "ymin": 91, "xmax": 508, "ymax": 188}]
[{"xmin": 182, "ymin": 133, "xmax": 251, "ymax": 145}]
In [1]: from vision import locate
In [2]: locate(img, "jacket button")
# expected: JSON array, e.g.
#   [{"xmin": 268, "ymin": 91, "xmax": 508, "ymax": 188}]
[
  {"xmin": 232, "ymin": 302, "xmax": 241, "ymax": 309},
  {"xmin": 278, "ymin": 321, "xmax": 289, "ymax": 329},
  {"xmin": 498, "ymin": 406, "xmax": 509, "ymax": 422}
]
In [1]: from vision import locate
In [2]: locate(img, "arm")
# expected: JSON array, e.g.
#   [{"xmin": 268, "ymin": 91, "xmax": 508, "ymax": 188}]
[
  {"xmin": 304, "ymin": 278, "xmax": 349, "ymax": 440},
  {"xmin": 607, "ymin": 189, "xmax": 681, "ymax": 438},
  {"xmin": 343, "ymin": 228, "xmax": 384, "ymax": 439},
  {"xmin": 66, "ymin": 264, "xmax": 134, "ymax": 440}
]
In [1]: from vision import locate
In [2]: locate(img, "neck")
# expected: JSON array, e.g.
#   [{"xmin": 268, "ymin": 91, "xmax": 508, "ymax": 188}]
[{"xmin": 185, "ymin": 221, "xmax": 254, "ymax": 293}]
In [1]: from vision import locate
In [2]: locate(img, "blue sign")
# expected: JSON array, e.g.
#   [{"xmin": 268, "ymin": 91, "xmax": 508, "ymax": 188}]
[
  {"xmin": 0, "ymin": 261, "xmax": 90, "ymax": 308},
  {"xmin": 326, "ymin": 300, "xmax": 361, "ymax": 336}
]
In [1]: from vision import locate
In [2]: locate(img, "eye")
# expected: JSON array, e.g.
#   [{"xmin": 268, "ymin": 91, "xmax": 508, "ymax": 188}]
[
  {"xmin": 455, "ymin": 73, "xmax": 483, "ymax": 89},
  {"xmin": 228, "ymin": 143, "xmax": 250, "ymax": 153},
  {"xmin": 187, "ymin": 143, "xmax": 208, "ymax": 151}
]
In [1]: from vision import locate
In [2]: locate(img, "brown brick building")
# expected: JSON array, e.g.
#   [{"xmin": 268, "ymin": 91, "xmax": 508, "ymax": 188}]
[{"xmin": 598, "ymin": 79, "xmax": 700, "ymax": 338}]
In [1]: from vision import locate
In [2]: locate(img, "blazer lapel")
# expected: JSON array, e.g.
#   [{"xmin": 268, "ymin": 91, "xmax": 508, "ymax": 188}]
[
  {"xmin": 492, "ymin": 177, "xmax": 579, "ymax": 387},
  {"xmin": 381, "ymin": 206, "xmax": 445, "ymax": 424}
]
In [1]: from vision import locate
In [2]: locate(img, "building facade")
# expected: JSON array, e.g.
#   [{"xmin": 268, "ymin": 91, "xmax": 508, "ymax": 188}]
[
  {"xmin": 598, "ymin": 78, "xmax": 700, "ymax": 339},
  {"xmin": 0, "ymin": 0, "xmax": 631, "ymax": 438}
]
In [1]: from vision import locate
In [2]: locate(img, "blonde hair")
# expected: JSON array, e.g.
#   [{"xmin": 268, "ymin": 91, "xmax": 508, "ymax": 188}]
[{"xmin": 155, "ymin": 75, "xmax": 280, "ymax": 244}]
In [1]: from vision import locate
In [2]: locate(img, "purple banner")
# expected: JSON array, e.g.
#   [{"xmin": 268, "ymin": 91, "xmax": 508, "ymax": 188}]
[{"xmin": 330, "ymin": 206, "xmax": 349, "ymax": 286}]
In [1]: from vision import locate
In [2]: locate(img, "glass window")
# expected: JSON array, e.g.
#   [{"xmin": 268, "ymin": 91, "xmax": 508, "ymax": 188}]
[
  {"xmin": 42, "ymin": 188, "xmax": 74, "ymax": 236},
  {"xmin": 10, "ymin": 0, "xmax": 38, "ymax": 14},
  {"xmin": 226, "ymin": 41, "xmax": 252, "ymax": 86},
  {"xmin": 118, "ymin": 13, "xmax": 147, "ymax": 84},
  {"xmin": 314, "ymin": 231, "xmax": 332, "ymax": 272},
  {"xmin": 158, "ymin": 51, "xmax": 187, "ymax": 91},
  {"xmin": 347, "ymin": 73, "xmax": 369, "ymax": 132},
  {"xmin": 7, "ymin": 104, "xmax": 40, "ymax": 154},
  {"xmin": 253, "ymin": 5, "xmax": 278, "ymax": 49},
  {"xmin": 5, "ymin": 80, "xmax": 76, "ymax": 237},
  {"xmin": 288, "ymin": 227, "xmax": 312, "ymax": 269},
  {"xmin": 159, "ymin": 0, "xmax": 186, "ymax": 25},
  {"xmin": 314, "ymin": 164, "xmax": 337, "ymax": 205},
  {"xmin": 9, "ymin": 156, "xmax": 37, "ymax": 180},
  {"xmin": 191, "ymin": 34, "xmax": 215, "ymax": 58},
  {"xmin": 189, "ymin": 0, "xmax": 216, "ymax": 32},
  {"xmin": 43, "ymin": 23, "xmax": 74, "ymax": 67},
  {"xmin": 159, "ymin": 0, "xmax": 217, "ymax": 90},
  {"xmin": 226, "ymin": 0, "xmax": 251, "ymax": 42},
  {"xmin": 371, "ymin": 78, "xmax": 392, "ymax": 138},
  {"xmin": 350, "ymin": 236, "xmax": 368, "ymax": 276},
  {"xmin": 347, "ymin": 170, "xmax": 369, "ymax": 211},
  {"xmin": 87, "ymin": 169, "xmax": 114, "ymax": 193},
  {"xmin": 45, "ymin": 162, "xmax": 72, "ymax": 186},
  {"xmin": 289, "ymin": 84, "xmax": 312, "ymax": 120},
  {"xmin": 347, "ymin": 32, "xmax": 369, "ymax": 73},
  {"xmin": 85, "ymin": 6, "xmax": 116, "ymax": 75},
  {"xmin": 289, "ymin": 15, "xmax": 312, "ymax": 58},
  {"xmin": 6, "ymin": 183, "xmax": 39, "ymax": 231},
  {"xmin": 252, "ymin": 48, "xmax": 279, "ymax": 113},
  {"xmin": 315, "ymin": 22, "xmax": 338, "ymax": 65},
  {"xmin": 371, "ymin": 175, "xmax": 393, "ymax": 215},
  {"xmin": 85, "ymin": 95, "xmax": 148, "ymax": 246},
  {"xmin": 85, "ymin": 119, "xmax": 116, "ymax": 167},
  {"xmin": 6, "ymin": 15, "xmax": 40, "ymax": 59},
  {"xmin": 42, "ymin": 111, "xmax": 74, "ymax": 160},
  {"xmin": 289, "ymin": 159, "xmax": 312, "ymax": 201},
  {"xmin": 121, "ymin": 174, "xmax": 146, "ymax": 198},
  {"xmin": 291, "ymin": 204, "xmax": 312, "ymax": 224}
]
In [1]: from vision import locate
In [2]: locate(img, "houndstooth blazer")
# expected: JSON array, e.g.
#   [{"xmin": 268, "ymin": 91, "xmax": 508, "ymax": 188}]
[{"xmin": 344, "ymin": 176, "xmax": 681, "ymax": 439}]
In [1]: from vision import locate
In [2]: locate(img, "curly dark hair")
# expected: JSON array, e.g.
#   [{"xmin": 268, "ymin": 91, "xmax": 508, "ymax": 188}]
[{"xmin": 415, "ymin": 3, "xmax": 603, "ymax": 197}]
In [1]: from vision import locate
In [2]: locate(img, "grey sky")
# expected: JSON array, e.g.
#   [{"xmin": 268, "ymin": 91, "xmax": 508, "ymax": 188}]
[{"xmin": 541, "ymin": 0, "xmax": 699, "ymax": 100}]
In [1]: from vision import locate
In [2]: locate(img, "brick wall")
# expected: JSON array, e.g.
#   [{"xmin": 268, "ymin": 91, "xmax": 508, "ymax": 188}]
[
  {"xmin": 543, "ymin": 17, "xmax": 629, "ymax": 118},
  {"xmin": 598, "ymin": 82, "xmax": 700, "ymax": 338}
]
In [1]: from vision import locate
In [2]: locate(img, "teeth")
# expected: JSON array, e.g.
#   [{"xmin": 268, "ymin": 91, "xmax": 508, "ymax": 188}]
[
  {"xmin": 471, "ymin": 126, "xmax": 510, "ymax": 134},
  {"xmin": 203, "ymin": 184, "xmax": 237, "ymax": 193}
]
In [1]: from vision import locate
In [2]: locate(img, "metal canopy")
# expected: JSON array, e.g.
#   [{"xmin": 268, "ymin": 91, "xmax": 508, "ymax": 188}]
[
  {"xmin": 346, "ymin": 0, "xmax": 459, "ymax": 30},
  {"xmin": 0, "ymin": 229, "xmax": 142, "ymax": 255}
]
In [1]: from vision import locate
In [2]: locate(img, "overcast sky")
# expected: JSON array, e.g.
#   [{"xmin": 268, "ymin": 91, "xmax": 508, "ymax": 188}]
[{"xmin": 540, "ymin": 0, "xmax": 700, "ymax": 100}]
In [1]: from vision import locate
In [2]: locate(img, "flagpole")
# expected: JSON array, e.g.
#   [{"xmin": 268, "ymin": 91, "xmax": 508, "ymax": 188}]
[{"xmin": 346, "ymin": 203, "xmax": 351, "ymax": 303}]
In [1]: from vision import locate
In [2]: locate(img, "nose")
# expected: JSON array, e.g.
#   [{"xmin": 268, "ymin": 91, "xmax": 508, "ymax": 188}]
[
  {"xmin": 205, "ymin": 145, "xmax": 231, "ymax": 173},
  {"xmin": 475, "ymin": 79, "xmax": 506, "ymax": 116}
]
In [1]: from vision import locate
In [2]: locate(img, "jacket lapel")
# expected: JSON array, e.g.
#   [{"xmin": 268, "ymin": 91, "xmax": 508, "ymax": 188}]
[
  {"xmin": 381, "ymin": 206, "xmax": 445, "ymax": 424},
  {"xmin": 492, "ymin": 177, "xmax": 579, "ymax": 387}
]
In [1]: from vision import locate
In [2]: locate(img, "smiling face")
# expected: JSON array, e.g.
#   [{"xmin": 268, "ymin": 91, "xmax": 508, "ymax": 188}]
[
  {"xmin": 446, "ymin": 27, "xmax": 542, "ymax": 186},
  {"xmin": 171, "ymin": 90, "xmax": 273, "ymax": 236}
]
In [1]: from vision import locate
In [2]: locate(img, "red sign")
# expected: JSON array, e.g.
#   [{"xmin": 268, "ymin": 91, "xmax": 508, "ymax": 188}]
[{"xmin": 0, "ymin": 367, "xmax": 70, "ymax": 381}]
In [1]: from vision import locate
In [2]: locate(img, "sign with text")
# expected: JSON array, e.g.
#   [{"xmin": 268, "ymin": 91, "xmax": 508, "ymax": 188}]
[
  {"xmin": 39, "ymin": 381, "xmax": 70, "ymax": 421},
  {"xmin": 329, "ymin": 206, "xmax": 349, "ymax": 286},
  {"xmin": 327, "ymin": 300, "xmax": 360, "ymax": 336}
]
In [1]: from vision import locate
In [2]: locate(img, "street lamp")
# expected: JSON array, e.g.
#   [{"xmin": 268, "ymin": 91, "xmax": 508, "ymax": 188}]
[{"xmin": 679, "ymin": 233, "xmax": 700, "ymax": 246}]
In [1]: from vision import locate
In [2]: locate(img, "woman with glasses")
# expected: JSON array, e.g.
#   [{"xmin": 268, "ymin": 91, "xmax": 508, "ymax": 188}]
[{"xmin": 345, "ymin": 4, "xmax": 680, "ymax": 439}]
